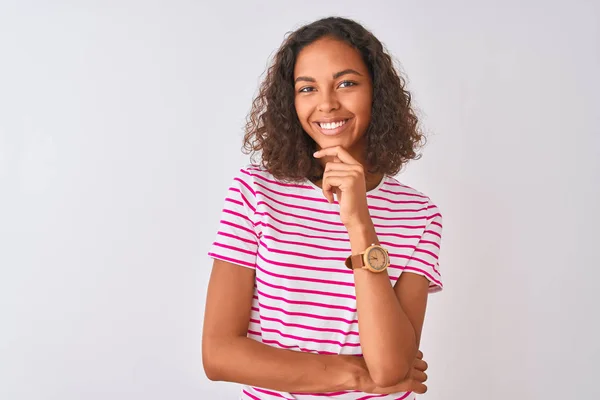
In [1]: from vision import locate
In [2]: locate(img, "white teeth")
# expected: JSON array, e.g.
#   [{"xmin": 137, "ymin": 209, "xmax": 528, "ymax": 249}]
[{"xmin": 319, "ymin": 120, "xmax": 347, "ymax": 130}]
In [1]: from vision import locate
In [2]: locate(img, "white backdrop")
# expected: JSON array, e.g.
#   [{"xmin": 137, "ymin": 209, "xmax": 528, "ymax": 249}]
[{"xmin": 1, "ymin": 1, "xmax": 599, "ymax": 399}]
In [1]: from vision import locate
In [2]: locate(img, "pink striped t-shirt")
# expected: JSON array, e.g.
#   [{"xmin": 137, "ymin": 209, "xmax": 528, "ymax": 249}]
[{"xmin": 208, "ymin": 165, "xmax": 443, "ymax": 400}]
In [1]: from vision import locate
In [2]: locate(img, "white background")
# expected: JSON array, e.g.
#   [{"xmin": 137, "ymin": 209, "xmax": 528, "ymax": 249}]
[{"xmin": 1, "ymin": 1, "xmax": 599, "ymax": 399}]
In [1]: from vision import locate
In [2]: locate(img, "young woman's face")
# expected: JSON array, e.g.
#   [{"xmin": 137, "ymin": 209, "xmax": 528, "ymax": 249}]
[{"xmin": 293, "ymin": 37, "xmax": 373, "ymax": 158}]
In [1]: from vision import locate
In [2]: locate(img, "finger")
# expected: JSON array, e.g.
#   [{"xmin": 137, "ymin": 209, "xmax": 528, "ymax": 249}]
[
  {"xmin": 322, "ymin": 171, "xmax": 357, "ymax": 179},
  {"xmin": 411, "ymin": 382, "xmax": 428, "ymax": 395},
  {"xmin": 411, "ymin": 370, "xmax": 428, "ymax": 383},
  {"xmin": 416, "ymin": 350, "xmax": 423, "ymax": 359},
  {"xmin": 314, "ymin": 146, "xmax": 359, "ymax": 165},
  {"xmin": 321, "ymin": 176, "xmax": 350, "ymax": 204},
  {"xmin": 324, "ymin": 161, "xmax": 363, "ymax": 173},
  {"xmin": 413, "ymin": 358, "xmax": 428, "ymax": 371},
  {"xmin": 322, "ymin": 175, "xmax": 355, "ymax": 195}
]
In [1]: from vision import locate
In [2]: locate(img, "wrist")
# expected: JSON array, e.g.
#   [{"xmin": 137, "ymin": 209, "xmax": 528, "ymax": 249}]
[{"xmin": 347, "ymin": 223, "xmax": 378, "ymax": 255}]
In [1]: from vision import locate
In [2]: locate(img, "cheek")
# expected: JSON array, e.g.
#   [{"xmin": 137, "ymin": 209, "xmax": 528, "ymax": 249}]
[
  {"xmin": 294, "ymin": 98, "xmax": 313, "ymax": 127},
  {"xmin": 347, "ymin": 92, "xmax": 372, "ymax": 127}
]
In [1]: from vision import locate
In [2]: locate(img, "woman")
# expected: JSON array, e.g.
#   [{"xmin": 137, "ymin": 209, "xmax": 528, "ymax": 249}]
[{"xmin": 202, "ymin": 16, "xmax": 443, "ymax": 400}]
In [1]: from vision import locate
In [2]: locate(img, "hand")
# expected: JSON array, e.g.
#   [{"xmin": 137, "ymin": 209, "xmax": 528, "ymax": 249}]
[
  {"xmin": 313, "ymin": 146, "xmax": 371, "ymax": 228},
  {"xmin": 357, "ymin": 350, "xmax": 429, "ymax": 395}
]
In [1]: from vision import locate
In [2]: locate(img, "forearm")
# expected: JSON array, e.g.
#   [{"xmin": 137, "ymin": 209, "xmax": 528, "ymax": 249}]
[
  {"xmin": 348, "ymin": 223, "xmax": 418, "ymax": 386},
  {"xmin": 204, "ymin": 335, "xmax": 365, "ymax": 393}
]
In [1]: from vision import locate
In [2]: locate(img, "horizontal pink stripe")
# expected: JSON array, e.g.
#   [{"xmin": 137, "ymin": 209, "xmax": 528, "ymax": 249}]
[
  {"xmin": 257, "ymin": 288, "xmax": 357, "ymax": 312},
  {"xmin": 368, "ymin": 204, "xmax": 429, "ymax": 213},
  {"xmin": 263, "ymin": 234, "xmax": 349, "ymax": 252},
  {"xmin": 252, "ymin": 387, "xmax": 294, "ymax": 400},
  {"xmin": 208, "ymin": 252, "xmax": 255, "ymax": 268},
  {"xmin": 258, "ymin": 189, "xmax": 338, "ymax": 213},
  {"xmin": 228, "ymin": 187, "xmax": 257, "ymax": 214},
  {"xmin": 401, "ymin": 265, "xmax": 443, "ymax": 287},
  {"xmin": 233, "ymin": 176, "xmax": 256, "ymax": 196},
  {"xmin": 224, "ymin": 197, "xmax": 243, "ymax": 207},
  {"xmin": 259, "ymin": 245, "xmax": 423, "ymax": 278},
  {"xmin": 257, "ymin": 188, "xmax": 429, "ymax": 220},
  {"xmin": 256, "ymin": 261, "xmax": 355, "ymax": 287},
  {"xmin": 356, "ymin": 394, "xmax": 389, "ymax": 400},
  {"xmin": 249, "ymin": 318, "xmax": 260, "ymax": 324},
  {"xmin": 257, "ymin": 250, "xmax": 348, "ymax": 273},
  {"xmin": 213, "ymin": 242, "xmax": 256, "ymax": 256},
  {"xmin": 259, "ymin": 200, "xmax": 430, "ymax": 222},
  {"xmin": 356, "ymin": 391, "xmax": 412, "ymax": 400},
  {"xmin": 222, "ymin": 208, "xmax": 254, "ymax": 225},
  {"xmin": 392, "ymin": 253, "xmax": 440, "ymax": 275},
  {"xmin": 261, "ymin": 241, "xmax": 438, "ymax": 276},
  {"xmin": 242, "ymin": 168, "xmax": 313, "ymax": 189},
  {"xmin": 369, "ymin": 214, "xmax": 429, "ymax": 221},
  {"xmin": 259, "ymin": 222, "xmax": 348, "ymax": 242},
  {"xmin": 261, "ymin": 326, "xmax": 361, "ymax": 347},
  {"xmin": 256, "ymin": 276, "xmax": 356, "ymax": 300},
  {"xmin": 260, "ymin": 338, "xmax": 337, "ymax": 354},
  {"xmin": 260, "ymin": 314, "xmax": 359, "ymax": 336},
  {"xmin": 367, "ymin": 194, "xmax": 428, "ymax": 205},
  {"xmin": 219, "ymin": 219, "xmax": 258, "ymax": 238},
  {"xmin": 256, "ymin": 209, "xmax": 426, "ymax": 232},
  {"xmin": 420, "ymin": 239, "xmax": 441, "ymax": 249},
  {"xmin": 379, "ymin": 188, "xmax": 428, "ymax": 198},
  {"xmin": 427, "ymin": 212, "xmax": 442, "ymax": 221},
  {"xmin": 256, "ymin": 213, "xmax": 346, "ymax": 234},
  {"xmin": 255, "ymin": 181, "xmax": 329, "ymax": 204},
  {"xmin": 424, "ymin": 229, "xmax": 442, "ymax": 238},
  {"xmin": 384, "ymin": 180, "xmax": 404, "ymax": 187},
  {"xmin": 259, "ymin": 302, "xmax": 359, "ymax": 324},
  {"xmin": 257, "ymin": 204, "xmax": 342, "ymax": 226},
  {"xmin": 413, "ymin": 247, "xmax": 439, "ymax": 260},
  {"xmin": 239, "ymin": 191, "xmax": 257, "ymax": 213},
  {"xmin": 247, "ymin": 329, "xmax": 261, "ymax": 336},
  {"xmin": 259, "ymin": 221, "xmax": 423, "ymax": 242},
  {"xmin": 217, "ymin": 231, "xmax": 257, "ymax": 246},
  {"xmin": 289, "ymin": 390, "xmax": 361, "ymax": 397},
  {"xmin": 263, "ymin": 234, "xmax": 420, "ymax": 254},
  {"xmin": 242, "ymin": 389, "xmax": 261, "ymax": 400},
  {"xmin": 259, "ymin": 241, "xmax": 349, "ymax": 263}
]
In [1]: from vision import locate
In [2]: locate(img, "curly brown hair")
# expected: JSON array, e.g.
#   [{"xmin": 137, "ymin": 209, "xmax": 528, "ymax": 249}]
[{"xmin": 243, "ymin": 16, "xmax": 425, "ymax": 183}]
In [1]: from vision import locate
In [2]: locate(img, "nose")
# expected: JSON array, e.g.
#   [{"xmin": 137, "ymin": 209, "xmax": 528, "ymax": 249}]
[{"xmin": 317, "ymin": 90, "xmax": 340, "ymax": 113}]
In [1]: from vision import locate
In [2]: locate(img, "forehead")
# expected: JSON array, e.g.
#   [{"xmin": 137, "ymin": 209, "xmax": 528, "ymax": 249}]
[{"xmin": 293, "ymin": 37, "xmax": 368, "ymax": 78}]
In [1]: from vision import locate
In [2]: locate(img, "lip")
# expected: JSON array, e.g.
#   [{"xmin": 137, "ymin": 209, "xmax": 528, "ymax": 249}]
[{"xmin": 312, "ymin": 117, "xmax": 353, "ymax": 136}]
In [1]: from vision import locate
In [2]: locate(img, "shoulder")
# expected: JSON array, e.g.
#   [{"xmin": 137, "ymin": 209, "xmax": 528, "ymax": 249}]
[
  {"xmin": 237, "ymin": 164, "xmax": 314, "ymax": 192},
  {"xmin": 234, "ymin": 164, "xmax": 277, "ymax": 189},
  {"xmin": 383, "ymin": 175, "xmax": 442, "ymax": 219}
]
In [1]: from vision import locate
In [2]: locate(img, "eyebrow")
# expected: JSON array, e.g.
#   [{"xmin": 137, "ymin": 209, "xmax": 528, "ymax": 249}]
[{"xmin": 294, "ymin": 69, "xmax": 363, "ymax": 84}]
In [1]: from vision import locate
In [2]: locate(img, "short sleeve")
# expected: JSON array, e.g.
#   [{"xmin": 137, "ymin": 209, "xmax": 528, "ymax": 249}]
[
  {"xmin": 207, "ymin": 168, "xmax": 260, "ymax": 269},
  {"xmin": 403, "ymin": 199, "xmax": 444, "ymax": 293}
]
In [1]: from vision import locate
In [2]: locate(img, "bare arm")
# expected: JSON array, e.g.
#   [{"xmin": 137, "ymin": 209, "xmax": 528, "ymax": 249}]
[
  {"xmin": 348, "ymin": 224, "xmax": 430, "ymax": 388},
  {"xmin": 309, "ymin": 146, "xmax": 434, "ymax": 389},
  {"xmin": 202, "ymin": 259, "xmax": 365, "ymax": 393}
]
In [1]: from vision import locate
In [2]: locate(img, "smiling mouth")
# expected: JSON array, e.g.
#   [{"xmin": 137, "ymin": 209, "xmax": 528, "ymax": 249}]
[
  {"xmin": 312, "ymin": 118, "xmax": 352, "ymax": 136},
  {"xmin": 316, "ymin": 119, "xmax": 349, "ymax": 130}
]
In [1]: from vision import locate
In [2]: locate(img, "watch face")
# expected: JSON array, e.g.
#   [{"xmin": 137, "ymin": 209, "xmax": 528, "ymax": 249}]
[{"xmin": 366, "ymin": 247, "xmax": 388, "ymax": 271}]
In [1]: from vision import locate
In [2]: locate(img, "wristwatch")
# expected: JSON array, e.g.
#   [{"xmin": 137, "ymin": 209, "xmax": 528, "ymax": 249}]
[{"xmin": 345, "ymin": 243, "xmax": 390, "ymax": 273}]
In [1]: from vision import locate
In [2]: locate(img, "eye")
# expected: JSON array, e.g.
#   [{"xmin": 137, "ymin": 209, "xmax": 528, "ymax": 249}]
[
  {"xmin": 338, "ymin": 80, "xmax": 357, "ymax": 88},
  {"xmin": 298, "ymin": 86, "xmax": 315, "ymax": 93}
]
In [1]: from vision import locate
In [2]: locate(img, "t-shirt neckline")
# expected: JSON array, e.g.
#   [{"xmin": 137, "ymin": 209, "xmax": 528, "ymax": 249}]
[{"xmin": 304, "ymin": 174, "xmax": 388, "ymax": 195}]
